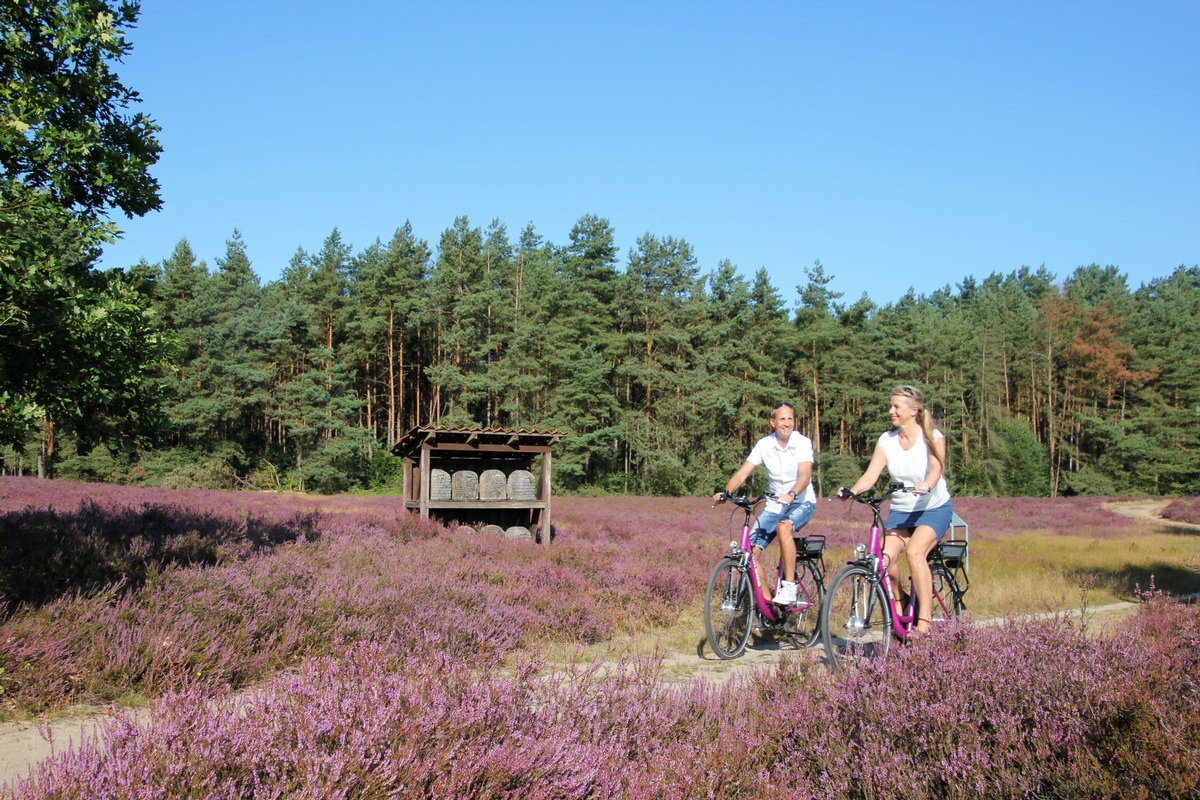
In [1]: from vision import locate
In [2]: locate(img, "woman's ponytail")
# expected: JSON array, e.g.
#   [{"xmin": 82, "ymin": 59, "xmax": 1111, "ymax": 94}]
[{"xmin": 920, "ymin": 408, "xmax": 943, "ymax": 467}]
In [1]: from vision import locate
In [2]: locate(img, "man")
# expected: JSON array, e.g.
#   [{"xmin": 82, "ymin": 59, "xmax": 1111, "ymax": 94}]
[{"xmin": 713, "ymin": 402, "xmax": 816, "ymax": 605}]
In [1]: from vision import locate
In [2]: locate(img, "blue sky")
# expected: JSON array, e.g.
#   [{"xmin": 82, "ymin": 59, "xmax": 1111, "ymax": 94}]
[{"xmin": 99, "ymin": 1, "xmax": 1199, "ymax": 307}]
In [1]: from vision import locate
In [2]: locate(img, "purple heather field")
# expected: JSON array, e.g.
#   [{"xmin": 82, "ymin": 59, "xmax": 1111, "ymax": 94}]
[
  {"xmin": 1163, "ymin": 495, "xmax": 1200, "ymax": 525},
  {"xmin": 1, "ymin": 479, "xmax": 1198, "ymax": 798}
]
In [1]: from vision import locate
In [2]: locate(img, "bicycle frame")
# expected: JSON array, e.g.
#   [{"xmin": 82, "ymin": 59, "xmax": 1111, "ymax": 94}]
[
  {"xmin": 707, "ymin": 492, "xmax": 826, "ymax": 659},
  {"xmin": 842, "ymin": 486, "xmax": 955, "ymax": 641},
  {"xmin": 861, "ymin": 512, "xmax": 916, "ymax": 638},
  {"xmin": 724, "ymin": 495, "xmax": 819, "ymax": 624}
]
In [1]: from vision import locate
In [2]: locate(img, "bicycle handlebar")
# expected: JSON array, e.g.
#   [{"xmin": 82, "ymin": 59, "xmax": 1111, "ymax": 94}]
[
  {"xmin": 834, "ymin": 482, "xmax": 924, "ymax": 507},
  {"xmin": 712, "ymin": 490, "xmax": 775, "ymax": 509}
]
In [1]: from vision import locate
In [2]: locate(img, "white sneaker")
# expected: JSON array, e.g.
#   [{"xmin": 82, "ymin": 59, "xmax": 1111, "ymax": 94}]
[{"xmin": 774, "ymin": 580, "xmax": 798, "ymax": 605}]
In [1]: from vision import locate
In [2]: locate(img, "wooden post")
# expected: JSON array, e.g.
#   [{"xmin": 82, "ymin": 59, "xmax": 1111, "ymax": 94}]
[
  {"xmin": 540, "ymin": 451, "xmax": 552, "ymax": 544},
  {"xmin": 419, "ymin": 444, "xmax": 431, "ymax": 519}
]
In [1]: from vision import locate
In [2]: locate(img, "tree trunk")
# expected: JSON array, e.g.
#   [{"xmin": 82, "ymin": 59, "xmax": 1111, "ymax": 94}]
[
  {"xmin": 365, "ymin": 351, "xmax": 374, "ymax": 442},
  {"xmin": 387, "ymin": 303, "xmax": 397, "ymax": 448},
  {"xmin": 1047, "ymin": 336, "xmax": 1059, "ymax": 497},
  {"xmin": 811, "ymin": 341, "xmax": 822, "ymax": 454},
  {"xmin": 296, "ymin": 441, "xmax": 304, "ymax": 493}
]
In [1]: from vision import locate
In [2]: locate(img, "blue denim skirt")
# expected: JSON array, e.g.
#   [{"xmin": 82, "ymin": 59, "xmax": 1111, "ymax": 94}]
[{"xmin": 885, "ymin": 500, "xmax": 953, "ymax": 540}]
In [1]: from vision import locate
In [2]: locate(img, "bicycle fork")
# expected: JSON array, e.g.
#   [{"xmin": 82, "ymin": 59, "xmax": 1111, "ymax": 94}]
[
  {"xmin": 719, "ymin": 550, "xmax": 751, "ymax": 614},
  {"xmin": 846, "ymin": 578, "xmax": 871, "ymax": 635},
  {"xmin": 720, "ymin": 573, "xmax": 742, "ymax": 613}
]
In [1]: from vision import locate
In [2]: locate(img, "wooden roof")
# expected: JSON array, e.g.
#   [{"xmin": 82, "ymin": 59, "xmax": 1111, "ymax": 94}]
[{"xmin": 392, "ymin": 426, "xmax": 566, "ymax": 458}]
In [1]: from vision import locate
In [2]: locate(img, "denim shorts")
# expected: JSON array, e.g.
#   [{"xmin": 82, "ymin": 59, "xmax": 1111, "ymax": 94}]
[
  {"xmin": 750, "ymin": 501, "xmax": 816, "ymax": 550},
  {"xmin": 885, "ymin": 500, "xmax": 954, "ymax": 541}
]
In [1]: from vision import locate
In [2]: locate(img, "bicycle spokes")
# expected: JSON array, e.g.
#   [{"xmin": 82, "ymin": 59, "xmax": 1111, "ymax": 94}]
[
  {"xmin": 820, "ymin": 566, "xmax": 892, "ymax": 669},
  {"xmin": 705, "ymin": 558, "xmax": 753, "ymax": 659}
]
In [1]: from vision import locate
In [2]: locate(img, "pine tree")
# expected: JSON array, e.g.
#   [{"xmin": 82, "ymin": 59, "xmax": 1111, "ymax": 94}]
[
  {"xmin": 617, "ymin": 233, "xmax": 702, "ymax": 493},
  {"xmin": 179, "ymin": 231, "xmax": 269, "ymax": 471},
  {"xmin": 352, "ymin": 223, "xmax": 430, "ymax": 446},
  {"xmin": 425, "ymin": 216, "xmax": 487, "ymax": 424},
  {"xmin": 793, "ymin": 260, "xmax": 843, "ymax": 464},
  {"xmin": 1128, "ymin": 266, "xmax": 1200, "ymax": 493}
]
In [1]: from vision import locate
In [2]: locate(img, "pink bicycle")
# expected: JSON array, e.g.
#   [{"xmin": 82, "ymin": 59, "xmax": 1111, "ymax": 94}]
[
  {"xmin": 705, "ymin": 492, "xmax": 827, "ymax": 659},
  {"xmin": 820, "ymin": 483, "xmax": 968, "ymax": 670}
]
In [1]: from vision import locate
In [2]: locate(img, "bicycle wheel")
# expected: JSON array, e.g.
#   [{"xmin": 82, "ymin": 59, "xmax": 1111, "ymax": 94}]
[
  {"xmin": 820, "ymin": 565, "xmax": 891, "ymax": 670},
  {"xmin": 705, "ymin": 557, "xmax": 753, "ymax": 659},
  {"xmin": 930, "ymin": 565, "xmax": 964, "ymax": 622},
  {"xmin": 781, "ymin": 558, "xmax": 822, "ymax": 648}
]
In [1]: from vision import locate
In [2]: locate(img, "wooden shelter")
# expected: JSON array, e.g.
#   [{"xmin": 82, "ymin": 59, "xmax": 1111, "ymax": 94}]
[{"xmin": 392, "ymin": 426, "xmax": 565, "ymax": 542}]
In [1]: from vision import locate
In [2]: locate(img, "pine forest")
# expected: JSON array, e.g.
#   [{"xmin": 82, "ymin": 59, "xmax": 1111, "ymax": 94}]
[{"xmin": 5, "ymin": 216, "xmax": 1198, "ymax": 498}]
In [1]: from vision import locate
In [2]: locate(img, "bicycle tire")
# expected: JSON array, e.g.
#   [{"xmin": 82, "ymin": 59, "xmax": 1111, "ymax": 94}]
[
  {"xmin": 705, "ymin": 557, "xmax": 753, "ymax": 659},
  {"xmin": 930, "ymin": 564, "xmax": 964, "ymax": 622},
  {"xmin": 820, "ymin": 565, "xmax": 892, "ymax": 670},
  {"xmin": 781, "ymin": 558, "xmax": 823, "ymax": 648}
]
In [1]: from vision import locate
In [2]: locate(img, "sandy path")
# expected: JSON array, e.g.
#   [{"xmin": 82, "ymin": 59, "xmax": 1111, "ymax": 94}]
[
  {"xmin": 0, "ymin": 707, "xmax": 121, "ymax": 787},
  {"xmin": 1105, "ymin": 498, "xmax": 1200, "ymax": 531},
  {"xmin": 655, "ymin": 599, "xmax": 1142, "ymax": 690}
]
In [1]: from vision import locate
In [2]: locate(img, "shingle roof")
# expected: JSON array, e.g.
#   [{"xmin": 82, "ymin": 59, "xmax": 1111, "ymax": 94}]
[{"xmin": 391, "ymin": 425, "xmax": 566, "ymax": 457}]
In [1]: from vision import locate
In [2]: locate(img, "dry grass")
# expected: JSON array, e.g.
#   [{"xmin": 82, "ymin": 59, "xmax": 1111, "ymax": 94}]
[
  {"xmin": 823, "ymin": 530, "xmax": 1200, "ymax": 622},
  {"xmin": 966, "ymin": 531, "xmax": 1200, "ymax": 615}
]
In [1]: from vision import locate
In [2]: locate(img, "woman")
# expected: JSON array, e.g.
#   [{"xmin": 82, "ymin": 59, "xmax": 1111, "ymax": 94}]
[{"xmin": 839, "ymin": 384, "xmax": 953, "ymax": 634}]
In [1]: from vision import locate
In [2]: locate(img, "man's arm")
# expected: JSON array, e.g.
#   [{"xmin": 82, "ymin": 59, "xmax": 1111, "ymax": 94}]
[
  {"xmin": 713, "ymin": 459, "xmax": 757, "ymax": 501},
  {"xmin": 781, "ymin": 461, "xmax": 814, "ymax": 503}
]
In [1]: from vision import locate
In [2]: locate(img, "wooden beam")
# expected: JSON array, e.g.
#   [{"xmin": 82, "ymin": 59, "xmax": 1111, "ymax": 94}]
[
  {"xmin": 404, "ymin": 500, "xmax": 549, "ymax": 511},
  {"xmin": 427, "ymin": 442, "xmax": 549, "ymax": 454},
  {"xmin": 419, "ymin": 445, "xmax": 431, "ymax": 519},
  {"xmin": 541, "ymin": 451, "xmax": 552, "ymax": 545}
]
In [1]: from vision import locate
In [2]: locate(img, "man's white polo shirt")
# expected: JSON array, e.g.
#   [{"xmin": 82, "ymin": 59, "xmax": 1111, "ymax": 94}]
[{"xmin": 747, "ymin": 431, "xmax": 816, "ymax": 512}]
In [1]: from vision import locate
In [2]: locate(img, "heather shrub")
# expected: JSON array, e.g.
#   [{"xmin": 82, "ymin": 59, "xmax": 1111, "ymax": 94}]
[
  {"xmin": 0, "ymin": 498, "xmax": 319, "ymax": 608},
  {"xmin": 9, "ymin": 601, "xmax": 1200, "ymax": 799},
  {"xmin": 1162, "ymin": 496, "xmax": 1200, "ymax": 525},
  {"xmin": 929, "ymin": 495, "xmax": 1142, "ymax": 538},
  {"xmin": 2, "ymin": 477, "xmax": 1198, "ymax": 792},
  {"xmin": 0, "ymin": 530, "xmax": 531, "ymax": 713},
  {"xmin": 1, "ymin": 481, "xmax": 1190, "ymax": 715},
  {"xmin": 0, "ymin": 485, "xmax": 714, "ymax": 716},
  {"xmin": 9, "ymin": 640, "xmax": 796, "ymax": 798}
]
